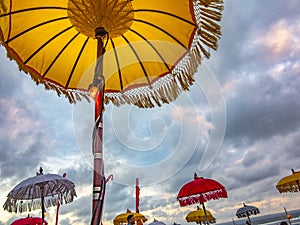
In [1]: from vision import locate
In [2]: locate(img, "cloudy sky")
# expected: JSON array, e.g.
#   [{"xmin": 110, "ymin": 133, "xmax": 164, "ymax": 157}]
[{"xmin": 1, "ymin": 0, "xmax": 300, "ymax": 225}]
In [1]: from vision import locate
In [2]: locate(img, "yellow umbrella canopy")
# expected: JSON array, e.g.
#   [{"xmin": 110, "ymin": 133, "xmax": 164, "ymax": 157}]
[
  {"xmin": 276, "ymin": 169, "xmax": 300, "ymax": 193},
  {"xmin": 186, "ymin": 207, "xmax": 216, "ymax": 224},
  {"xmin": 0, "ymin": 0, "xmax": 223, "ymax": 108},
  {"xmin": 113, "ymin": 210, "xmax": 147, "ymax": 225}
]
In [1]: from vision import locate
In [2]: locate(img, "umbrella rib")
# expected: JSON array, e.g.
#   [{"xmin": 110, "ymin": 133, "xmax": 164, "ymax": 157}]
[
  {"xmin": 129, "ymin": 28, "xmax": 171, "ymax": 72},
  {"xmin": 5, "ymin": 17, "xmax": 69, "ymax": 44},
  {"xmin": 46, "ymin": 180, "xmax": 59, "ymax": 197},
  {"xmin": 68, "ymin": 1, "xmax": 97, "ymax": 31},
  {"xmin": 13, "ymin": 187, "xmax": 25, "ymax": 200},
  {"xmin": 24, "ymin": 26, "xmax": 73, "ymax": 64},
  {"xmin": 134, "ymin": 9, "xmax": 196, "ymax": 27},
  {"xmin": 65, "ymin": 36, "xmax": 90, "ymax": 88},
  {"xmin": 43, "ymin": 32, "xmax": 80, "ymax": 78},
  {"xmin": 0, "ymin": 6, "xmax": 67, "ymax": 18},
  {"xmin": 133, "ymin": 19, "xmax": 187, "ymax": 49},
  {"xmin": 121, "ymin": 34, "xmax": 151, "ymax": 86},
  {"xmin": 110, "ymin": 39, "xmax": 124, "ymax": 90}
]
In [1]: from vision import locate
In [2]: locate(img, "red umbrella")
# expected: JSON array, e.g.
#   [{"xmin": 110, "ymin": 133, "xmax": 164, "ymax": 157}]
[
  {"xmin": 177, "ymin": 173, "xmax": 227, "ymax": 224},
  {"xmin": 11, "ymin": 216, "xmax": 48, "ymax": 225}
]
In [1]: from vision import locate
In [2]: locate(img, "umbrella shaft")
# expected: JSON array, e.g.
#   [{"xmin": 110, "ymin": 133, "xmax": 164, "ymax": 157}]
[
  {"xmin": 201, "ymin": 202, "xmax": 210, "ymax": 225},
  {"xmin": 92, "ymin": 90, "xmax": 105, "ymax": 225},
  {"xmin": 41, "ymin": 195, "xmax": 45, "ymax": 224},
  {"xmin": 92, "ymin": 33, "xmax": 105, "ymax": 225}
]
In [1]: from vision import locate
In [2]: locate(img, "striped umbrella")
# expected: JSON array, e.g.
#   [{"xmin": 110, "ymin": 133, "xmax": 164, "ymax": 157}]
[{"xmin": 236, "ymin": 203, "xmax": 260, "ymax": 224}]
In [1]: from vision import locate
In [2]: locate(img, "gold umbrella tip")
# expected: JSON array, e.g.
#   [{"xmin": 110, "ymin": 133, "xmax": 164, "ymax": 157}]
[{"xmin": 88, "ymin": 85, "xmax": 99, "ymax": 99}]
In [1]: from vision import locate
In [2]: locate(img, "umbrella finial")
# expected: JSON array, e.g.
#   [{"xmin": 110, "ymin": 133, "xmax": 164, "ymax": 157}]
[
  {"xmin": 38, "ymin": 167, "xmax": 43, "ymax": 175},
  {"xmin": 292, "ymin": 168, "xmax": 295, "ymax": 174},
  {"xmin": 95, "ymin": 27, "xmax": 107, "ymax": 39},
  {"xmin": 194, "ymin": 172, "xmax": 198, "ymax": 179}
]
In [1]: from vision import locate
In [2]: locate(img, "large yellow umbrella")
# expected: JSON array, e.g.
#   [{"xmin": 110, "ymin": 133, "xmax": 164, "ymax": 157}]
[
  {"xmin": 276, "ymin": 169, "xmax": 300, "ymax": 193},
  {"xmin": 0, "ymin": 0, "xmax": 223, "ymax": 107},
  {"xmin": 186, "ymin": 206, "xmax": 216, "ymax": 224},
  {"xmin": 113, "ymin": 209, "xmax": 147, "ymax": 225},
  {"xmin": 0, "ymin": 0, "xmax": 223, "ymax": 224}
]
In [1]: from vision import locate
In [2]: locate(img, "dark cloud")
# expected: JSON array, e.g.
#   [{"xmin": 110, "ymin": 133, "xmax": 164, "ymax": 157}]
[
  {"xmin": 224, "ymin": 73, "xmax": 300, "ymax": 147},
  {"xmin": 149, "ymin": 209, "xmax": 168, "ymax": 218},
  {"xmin": 0, "ymin": 100, "xmax": 50, "ymax": 184},
  {"xmin": 58, "ymin": 164, "xmax": 92, "ymax": 187},
  {"xmin": 60, "ymin": 196, "xmax": 91, "ymax": 224},
  {"xmin": 141, "ymin": 196, "xmax": 173, "ymax": 211},
  {"xmin": 208, "ymin": 0, "xmax": 300, "ymax": 82},
  {"xmin": 59, "ymin": 217, "xmax": 72, "ymax": 225},
  {"xmin": 0, "ymin": 50, "xmax": 22, "ymax": 97}
]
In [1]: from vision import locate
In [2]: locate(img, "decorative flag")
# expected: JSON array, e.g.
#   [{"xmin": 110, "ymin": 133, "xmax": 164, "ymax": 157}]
[{"xmin": 136, "ymin": 178, "xmax": 140, "ymax": 213}]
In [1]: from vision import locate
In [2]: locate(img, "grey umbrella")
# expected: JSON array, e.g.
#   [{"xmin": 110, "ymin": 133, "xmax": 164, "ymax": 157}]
[
  {"xmin": 3, "ymin": 167, "xmax": 77, "ymax": 223},
  {"xmin": 236, "ymin": 203, "xmax": 260, "ymax": 224},
  {"xmin": 148, "ymin": 219, "xmax": 167, "ymax": 225}
]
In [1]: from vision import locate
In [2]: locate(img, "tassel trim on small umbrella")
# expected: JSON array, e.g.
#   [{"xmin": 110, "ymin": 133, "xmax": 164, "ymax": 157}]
[
  {"xmin": 3, "ymin": 192, "xmax": 75, "ymax": 214},
  {"xmin": 178, "ymin": 188, "xmax": 227, "ymax": 206}
]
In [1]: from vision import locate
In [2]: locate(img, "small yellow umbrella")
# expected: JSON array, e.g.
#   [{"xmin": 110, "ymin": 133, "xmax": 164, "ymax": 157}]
[
  {"xmin": 186, "ymin": 206, "xmax": 216, "ymax": 224},
  {"xmin": 276, "ymin": 169, "xmax": 300, "ymax": 193},
  {"xmin": 113, "ymin": 209, "xmax": 147, "ymax": 225}
]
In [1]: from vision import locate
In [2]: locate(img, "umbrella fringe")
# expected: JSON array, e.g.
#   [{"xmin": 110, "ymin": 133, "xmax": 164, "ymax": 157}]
[
  {"xmin": 1, "ymin": 40, "xmax": 93, "ymax": 104},
  {"xmin": 236, "ymin": 206, "xmax": 260, "ymax": 218},
  {"xmin": 3, "ymin": 198, "xmax": 44, "ymax": 213},
  {"xmin": 3, "ymin": 192, "xmax": 76, "ymax": 214},
  {"xmin": 277, "ymin": 184, "xmax": 300, "ymax": 193},
  {"xmin": 178, "ymin": 188, "xmax": 227, "ymax": 206},
  {"xmin": 196, "ymin": 0, "xmax": 223, "ymax": 56}
]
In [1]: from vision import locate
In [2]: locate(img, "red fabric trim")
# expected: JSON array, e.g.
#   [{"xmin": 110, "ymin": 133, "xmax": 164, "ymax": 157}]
[{"xmin": 178, "ymin": 188, "xmax": 227, "ymax": 206}]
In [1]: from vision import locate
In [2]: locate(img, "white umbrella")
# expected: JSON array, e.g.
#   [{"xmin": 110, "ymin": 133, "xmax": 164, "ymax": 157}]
[
  {"xmin": 3, "ymin": 167, "xmax": 77, "ymax": 223},
  {"xmin": 148, "ymin": 219, "xmax": 167, "ymax": 225}
]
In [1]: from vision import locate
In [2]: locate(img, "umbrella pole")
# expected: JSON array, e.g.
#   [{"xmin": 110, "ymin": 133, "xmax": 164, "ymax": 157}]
[
  {"xmin": 232, "ymin": 218, "xmax": 236, "ymax": 225},
  {"xmin": 136, "ymin": 178, "xmax": 140, "ymax": 213},
  {"xmin": 41, "ymin": 187, "xmax": 45, "ymax": 225},
  {"xmin": 201, "ymin": 202, "xmax": 210, "ymax": 225},
  {"xmin": 92, "ymin": 27, "xmax": 107, "ymax": 225},
  {"xmin": 247, "ymin": 216, "xmax": 251, "ymax": 224},
  {"xmin": 284, "ymin": 207, "xmax": 292, "ymax": 225}
]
